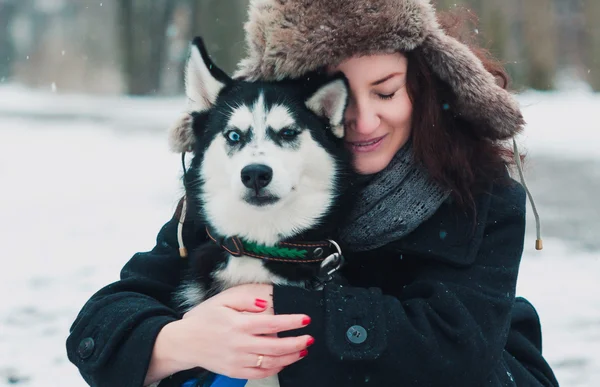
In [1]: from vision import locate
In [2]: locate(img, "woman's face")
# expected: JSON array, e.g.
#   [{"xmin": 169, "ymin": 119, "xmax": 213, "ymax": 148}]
[{"xmin": 332, "ymin": 53, "xmax": 412, "ymax": 175}]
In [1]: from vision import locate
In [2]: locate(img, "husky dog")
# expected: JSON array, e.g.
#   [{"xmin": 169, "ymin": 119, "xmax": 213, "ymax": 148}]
[{"xmin": 158, "ymin": 37, "xmax": 354, "ymax": 387}]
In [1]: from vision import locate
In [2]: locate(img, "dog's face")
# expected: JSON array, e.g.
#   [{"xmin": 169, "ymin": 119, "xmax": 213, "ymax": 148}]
[{"xmin": 170, "ymin": 38, "xmax": 350, "ymax": 245}]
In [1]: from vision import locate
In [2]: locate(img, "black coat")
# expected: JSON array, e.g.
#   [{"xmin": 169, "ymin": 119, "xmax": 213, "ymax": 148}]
[{"xmin": 66, "ymin": 177, "xmax": 559, "ymax": 387}]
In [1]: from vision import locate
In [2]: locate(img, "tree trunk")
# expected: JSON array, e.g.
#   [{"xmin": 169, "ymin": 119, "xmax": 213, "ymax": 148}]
[
  {"xmin": 0, "ymin": 0, "xmax": 17, "ymax": 81},
  {"xmin": 583, "ymin": 0, "xmax": 600, "ymax": 91},
  {"xmin": 189, "ymin": 0, "xmax": 248, "ymax": 74},
  {"xmin": 117, "ymin": 0, "xmax": 176, "ymax": 95},
  {"xmin": 521, "ymin": 0, "xmax": 557, "ymax": 90}
]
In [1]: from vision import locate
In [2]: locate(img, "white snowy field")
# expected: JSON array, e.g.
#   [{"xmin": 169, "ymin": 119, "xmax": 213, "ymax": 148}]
[{"xmin": 0, "ymin": 84, "xmax": 599, "ymax": 386}]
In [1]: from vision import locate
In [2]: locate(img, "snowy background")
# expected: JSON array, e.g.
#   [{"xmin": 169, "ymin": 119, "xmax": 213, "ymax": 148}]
[{"xmin": 1, "ymin": 82, "xmax": 599, "ymax": 386}]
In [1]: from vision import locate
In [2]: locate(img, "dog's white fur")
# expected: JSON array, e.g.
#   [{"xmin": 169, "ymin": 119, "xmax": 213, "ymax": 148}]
[
  {"xmin": 214, "ymin": 256, "xmax": 296, "ymax": 292},
  {"xmin": 199, "ymin": 94, "xmax": 339, "ymax": 246}
]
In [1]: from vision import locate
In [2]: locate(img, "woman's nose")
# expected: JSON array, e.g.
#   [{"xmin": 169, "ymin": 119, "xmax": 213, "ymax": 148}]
[{"xmin": 345, "ymin": 98, "xmax": 380, "ymax": 135}]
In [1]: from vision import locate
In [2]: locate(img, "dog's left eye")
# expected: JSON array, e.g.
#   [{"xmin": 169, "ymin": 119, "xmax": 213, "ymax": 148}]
[
  {"xmin": 226, "ymin": 130, "xmax": 242, "ymax": 143},
  {"xmin": 279, "ymin": 128, "xmax": 299, "ymax": 140}
]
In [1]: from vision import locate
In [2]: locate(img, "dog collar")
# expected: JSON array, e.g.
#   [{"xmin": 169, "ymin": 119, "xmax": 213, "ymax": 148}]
[{"xmin": 205, "ymin": 226, "xmax": 339, "ymax": 263}]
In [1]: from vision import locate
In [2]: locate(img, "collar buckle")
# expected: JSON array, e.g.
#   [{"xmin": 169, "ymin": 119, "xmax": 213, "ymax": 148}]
[{"xmin": 318, "ymin": 239, "xmax": 344, "ymax": 282}]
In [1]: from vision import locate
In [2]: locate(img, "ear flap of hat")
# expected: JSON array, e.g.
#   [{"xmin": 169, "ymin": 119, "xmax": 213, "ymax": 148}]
[
  {"xmin": 169, "ymin": 37, "xmax": 232, "ymax": 153},
  {"xmin": 168, "ymin": 112, "xmax": 195, "ymax": 153},
  {"xmin": 305, "ymin": 75, "xmax": 349, "ymax": 138},
  {"xmin": 419, "ymin": 32, "xmax": 525, "ymax": 139}
]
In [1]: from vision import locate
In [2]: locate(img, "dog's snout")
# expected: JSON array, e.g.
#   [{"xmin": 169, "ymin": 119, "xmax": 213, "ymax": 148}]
[{"xmin": 241, "ymin": 164, "xmax": 273, "ymax": 190}]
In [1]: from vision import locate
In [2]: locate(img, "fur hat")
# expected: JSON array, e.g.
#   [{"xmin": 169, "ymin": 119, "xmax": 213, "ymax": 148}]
[{"xmin": 234, "ymin": 0, "xmax": 524, "ymax": 140}]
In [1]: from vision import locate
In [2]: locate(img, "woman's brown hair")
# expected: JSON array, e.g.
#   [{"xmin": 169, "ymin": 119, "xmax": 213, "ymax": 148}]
[{"xmin": 406, "ymin": 7, "xmax": 516, "ymax": 210}]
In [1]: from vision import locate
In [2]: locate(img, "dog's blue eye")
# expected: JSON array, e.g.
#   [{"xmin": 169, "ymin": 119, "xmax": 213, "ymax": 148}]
[
  {"xmin": 280, "ymin": 128, "xmax": 299, "ymax": 139},
  {"xmin": 226, "ymin": 130, "xmax": 242, "ymax": 143}
]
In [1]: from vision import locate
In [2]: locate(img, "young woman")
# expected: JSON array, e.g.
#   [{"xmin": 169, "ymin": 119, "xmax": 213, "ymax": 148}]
[{"xmin": 67, "ymin": 1, "xmax": 559, "ymax": 386}]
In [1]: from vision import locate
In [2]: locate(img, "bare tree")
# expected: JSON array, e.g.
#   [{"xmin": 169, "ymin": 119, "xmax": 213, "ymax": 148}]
[
  {"xmin": 515, "ymin": 0, "xmax": 557, "ymax": 90},
  {"xmin": 426, "ymin": 0, "xmax": 558, "ymax": 91},
  {"xmin": 583, "ymin": 0, "xmax": 600, "ymax": 91},
  {"xmin": 431, "ymin": 0, "xmax": 524, "ymax": 88},
  {"xmin": 10, "ymin": 1, "xmax": 123, "ymax": 94},
  {"xmin": 160, "ymin": 0, "xmax": 249, "ymax": 94},
  {"xmin": 189, "ymin": 0, "xmax": 249, "ymax": 74},
  {"xmin": 0, "ymin": 0, "xmax": 17, "ymax": 81},
  {"xmin": 117, "ymin": 0, "xmax": 176, "ymax": 95}
]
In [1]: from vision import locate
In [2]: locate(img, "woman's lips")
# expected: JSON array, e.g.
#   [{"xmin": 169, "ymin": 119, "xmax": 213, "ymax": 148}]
[{"xmin": 346, "ymin": 135, "xmax": 387, "ymax": 153}]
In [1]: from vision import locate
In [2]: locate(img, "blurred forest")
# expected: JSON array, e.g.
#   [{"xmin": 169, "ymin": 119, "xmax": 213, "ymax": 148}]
[{"xmin": 0, "ymin": 0, "xmax": 598, "ymax": 96}]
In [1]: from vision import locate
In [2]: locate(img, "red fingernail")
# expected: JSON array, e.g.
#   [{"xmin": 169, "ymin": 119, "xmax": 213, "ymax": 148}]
[
  {"xmin": 300, "ymin": 349, "xmax": 308, "ymax": 358},
  {"xmin": 255, "ymin": 299, "xmax": 268, "ymax": 308},
  {"xmin": 306, "ymin": 337, "xmax": 315, "ymax": 347},
  {"xmin": 302, "ymin": 316, "xmax": 311, "ymax": 325}
]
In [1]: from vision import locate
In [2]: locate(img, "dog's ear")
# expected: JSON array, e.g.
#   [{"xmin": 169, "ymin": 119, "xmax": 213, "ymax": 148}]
[
  {"xmin": 305, "ymin": 73, "xmax": 349, "ymax": 138},
  {"xmin": 185, "ymin": 37, "xmax": 231, "ymax": 111},
  {"xmin": 169, "ymin": 37, "xmax": 231, "ymax": 153}
]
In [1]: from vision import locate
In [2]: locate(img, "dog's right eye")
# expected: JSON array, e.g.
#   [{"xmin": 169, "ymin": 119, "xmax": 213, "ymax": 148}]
[
  {"xmin": 279, "ymin": 128, "xmax": 300, "ymax": 140},
  {"xmin": 225, "ymin": 130, "xmax": 242, "ymax": 143}
]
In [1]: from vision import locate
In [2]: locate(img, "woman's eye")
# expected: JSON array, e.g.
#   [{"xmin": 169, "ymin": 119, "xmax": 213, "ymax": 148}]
[
  {"xmin": 226, "ymin": 130, "xmax": 242, "ymax": 143},
  {"xmin": 280, "ymin": 128, "xmax": 299, "ymax": 139},
  {"xmin": 377, "ymin": 92, "xmax": 396, "ymax": 100}
]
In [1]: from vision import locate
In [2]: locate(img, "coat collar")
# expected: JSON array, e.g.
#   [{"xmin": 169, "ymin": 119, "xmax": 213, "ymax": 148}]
[{"xmin": 392, "ymin": 186, "xmax": 493, "ymax": 266}]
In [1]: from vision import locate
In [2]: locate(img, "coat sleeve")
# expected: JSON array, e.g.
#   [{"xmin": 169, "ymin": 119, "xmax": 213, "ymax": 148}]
[
  {"xmin": 66, "ymin": 212, "xmax": 201, "ymax": 387},
  {"xmin": 273, "ymin": 181, "xmax": 527, "ymax": 387}
]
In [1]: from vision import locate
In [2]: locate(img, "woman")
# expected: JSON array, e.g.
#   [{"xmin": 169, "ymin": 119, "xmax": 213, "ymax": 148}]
[{"xmin": 66, "ymin": 1, "xmax": 559, "ymax": 386}]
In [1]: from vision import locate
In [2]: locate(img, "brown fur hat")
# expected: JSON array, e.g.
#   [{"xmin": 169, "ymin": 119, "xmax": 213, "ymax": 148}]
[{"xmin": 234, "ymin": 0, "xmax": 524, "ymax": 140}]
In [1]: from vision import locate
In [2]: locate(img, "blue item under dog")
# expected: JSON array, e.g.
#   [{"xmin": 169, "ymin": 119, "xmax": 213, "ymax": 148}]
[
  {"xmin": 182, "ymin": 374, "xmax": 247, "ymax": 387},
  {"xmin": 182, "ymin": 380, "xmax": 199, "ymax": 387},
  {"xmin": 209, "ymin": 375, "xmax": 247, "ymax": 387}
]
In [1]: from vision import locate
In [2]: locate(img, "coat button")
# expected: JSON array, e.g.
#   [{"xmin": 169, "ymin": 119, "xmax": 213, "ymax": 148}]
[
  {"xmin": 77, "ymin": 337, "xmax": 95, "ymax": 359},
  {"xmin": 346, "ymin": 325, "xmax": 367, "ymax": 344}
]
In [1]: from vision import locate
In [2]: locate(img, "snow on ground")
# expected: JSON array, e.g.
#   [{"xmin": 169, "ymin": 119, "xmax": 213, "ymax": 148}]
[
  {"xmin": 0, "ymin": 117, "xmax": 183, "ymax": 386},
  {"xmin": 0, "ymin": 85, "xmax": 598, "ymax": 386},
  {"xmin": 516, "ymin": 89, "xmax": 600, "ymax": 161},
  {"xmin": 517, "ymin": 239, "xmax": 600, "ymax": 387}
]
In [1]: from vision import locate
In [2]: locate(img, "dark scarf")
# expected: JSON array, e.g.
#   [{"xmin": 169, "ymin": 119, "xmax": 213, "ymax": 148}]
[{"xmin": 339, "ymin": 142, "xmax": 450, "ymax": 252}]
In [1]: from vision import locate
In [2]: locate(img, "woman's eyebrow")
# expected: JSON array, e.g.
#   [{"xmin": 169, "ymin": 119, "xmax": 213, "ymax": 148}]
[{"xmin": 370, "ymin": 72, "xmax": 404, "ymax": 86}]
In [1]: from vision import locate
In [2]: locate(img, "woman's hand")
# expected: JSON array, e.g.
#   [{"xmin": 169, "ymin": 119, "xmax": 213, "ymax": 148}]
[{"xmin": 145, "ymin": 283, "xmax": 313, "ymax": 385}]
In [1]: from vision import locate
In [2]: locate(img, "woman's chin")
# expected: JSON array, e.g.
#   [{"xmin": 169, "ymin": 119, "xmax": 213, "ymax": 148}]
[
  {"xmin": 353, "ymin": 153, "xmax": 391, "ymax": 175},
  {"xmin": 348, "ymin": 135, "xmax": 409, "ymax": 175}
]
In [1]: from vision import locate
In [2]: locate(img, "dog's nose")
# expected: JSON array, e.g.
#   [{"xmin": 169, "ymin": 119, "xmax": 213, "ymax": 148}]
[{"xmin": 241, "ymin": 164, "xmax": 273, "ymax": 190}]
